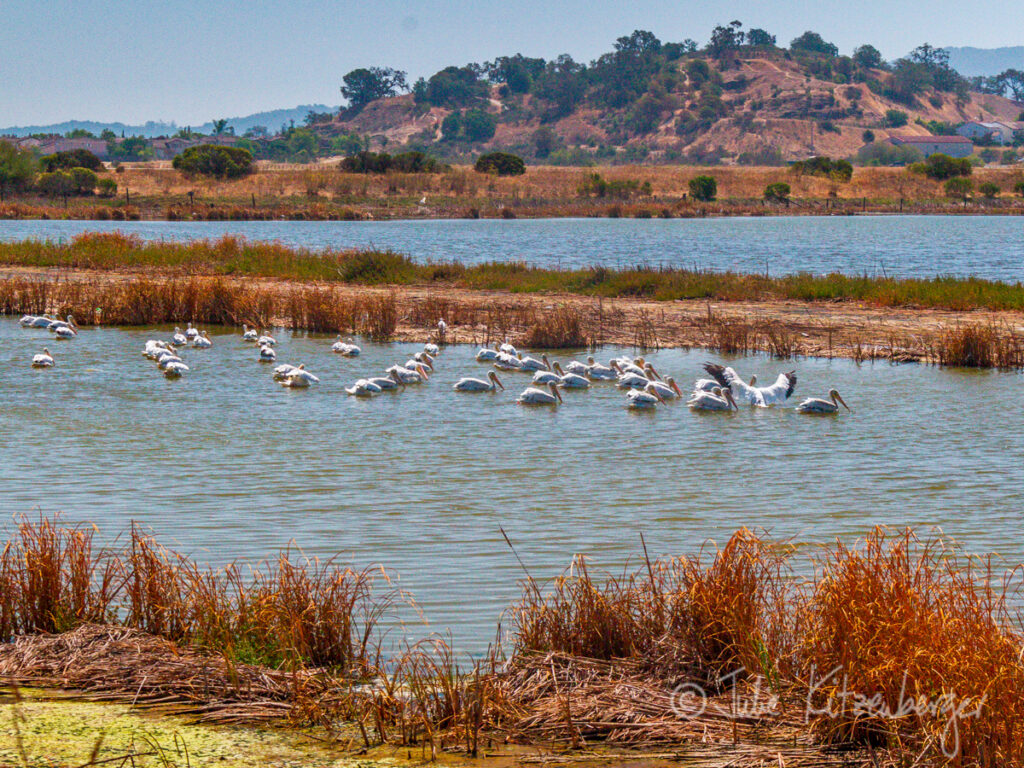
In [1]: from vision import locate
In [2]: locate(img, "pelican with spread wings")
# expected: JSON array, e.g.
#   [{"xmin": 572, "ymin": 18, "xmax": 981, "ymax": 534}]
[{"xmin": 702, "ymin": 363, "xmax": 796, "ymax": 407}]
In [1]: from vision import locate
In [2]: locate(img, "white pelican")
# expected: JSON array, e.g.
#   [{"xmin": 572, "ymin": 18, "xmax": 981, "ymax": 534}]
[
  {"xmin": 171, "ymin": 327, "xmax": 187, "ymax": 346},
  {"xmin": 532, "ymin": 368, "xmax": 561, "ymax": 385},
  {"xmin": 648, "ymin": 376, "xmax": 683, "ymax": 399},
  {"xmin": 258, "ymin": 344, "xmax": 277, "ymax": 362},
  {"xmin": 388, "ymin": 364, "xmax": 429, "ymax": 384},
  {"xmin": 331, "ymin": 336, "xmax": 361, "ymax": 356},
  {"xmin": 273, "ymin": 363, "xmax": 299, "ymax": 380},
  {"xmin": 616, "ymin": 369, "xmax": 651, "ymax": 390},
  {"xmin": 563, "ymin": 360, "xmax": 590, "ymax": 376},
  {"xmin": 257, "ymin": 331, "xmax": 276, "ymax": 346},
  {"xmin": 796, "ymin": 389, "xmax": 851, "ymax": 414},
  {"xmin": 30, "ymin": 315, "xmax": 55, "ymax": 328},
  {"xmin": 517, "ymin": 352, "xmax": 550, "ymax": 372},
  {"xmin": 48, "ymin": 315, "xmax": 77, "ymax": 335},
  {"xmin": 32, "ymin": 348, "xmax": 55, "ymax": 368},
  {"xmin": 626, "ymin": 382, "xmax": 667, "ymax": 409},
  {"xmin": 366, "ymin": 375, "xmax": 400, "ymax": 390},
  {"xmin": 587, "ymin": 358, "xmax": 617, "ymax": 380},
  {"xmin": 702, "ymin": 363, "xmax": 795, "ymax": 407},
  {"xmin": 410, "ymin": 351, "xmax": 434, "ymax": 369},
  {"xmin": 144, "ymin": 340, "xmax": 171, "ymax": 358},
  {"xmin": 612, "ymin": 357, "xmax": 647, "ymax": 377},
  {"xmin": 281, "ymin": 364, "xmax": 319, "ymax": 388},
  {"xmin": 694, "ymin": 373, "xmax": 756, "ymax": 392},
  {"xmin": 424, "ymin": 342, "xmax": 440, "ymax": 356},
  {"xmin": 52, "ymin": 325, "xmax": 76, "ymax": 340},
  {"xmin": 152, "ymin": 347, "xmax": 179, "ymax": 364},
  {"xmin": 475, "ymin": 343, "xmax": 501, "ymax": 362},
  {"xmin": 499, "ymin": 340, "xmax": 518, "ymax": 356},
  {"xmin": 185, "ymin": 322, "xmax": 198, "ymax": 340},
  {"xmin": 493, "ymin": 352, "xmax": 524, "ymax": 371},
  {"xmin": 242, "ymin": 324, "xmax": 258, "ymax": 342},
  {"xmin": 157, "ymin": 352, "xmax": 185, "ymax": 370},
  {"xmin": 687, "ymin": 386, "xmax": 738, "ymax": 411},
  {"xmin": 163, "ymin": 361, "xmax": 189, "ymax": 378},
  {"xmin": 516, "ymin": 382, "xmax": 563, "ymax": 406},
  {"xmin": 552, "ymin": 362, "xmax": 589, "ymax": 389},
  {"xmin": 437, "ymin": 319, "xmax": 447, "ymax": 336},
  {"xmin": 346, "ymin": 378, "xmax": 382, "ymax": 397},
  {"xmin": 192, "ymin": 331, "xmax": 213, "ymax": 348},
  {"xmin": 19, "ymin": 315, "xmax": 38, "ymax": 327},
  {"xmin": 454, "ymin": 371, "xmax": 504, "ymax": 392}
]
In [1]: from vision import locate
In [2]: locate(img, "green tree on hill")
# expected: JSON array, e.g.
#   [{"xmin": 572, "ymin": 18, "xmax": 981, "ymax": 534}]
[
  {"xmin": 341, "ymin": 67, "xmax": 409, "ymax": 110},
  {"xmin": 790, "ymin": 31, "xmax": 838, "ymax": 57},
  {"xmin": 746, "ymin": 28, "xmax": 776, "ymax": 47},
  {"xmin": 0, "ymin": 142, "xmax": 38, "ymax": 201},
  {"xmin": 172, "ymin": 145, "xmax": 255, "ymax": 179}
]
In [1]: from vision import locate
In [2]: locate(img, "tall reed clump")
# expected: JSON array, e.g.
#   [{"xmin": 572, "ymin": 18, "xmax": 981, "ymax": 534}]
[
  {"xmin": 800, "ymin": 528, "xmax": 1024, "ymax": 764},
  {"xmin": 523, "ymin": 304, "xmax": 590, "ymax": 349},
  {"xmin": 929, "ymin": 322, "xmax": 1024, "ymax": 368},
  {"xmin": 0, "ymin": 516, "xmax": 397, "ymax": 672}
]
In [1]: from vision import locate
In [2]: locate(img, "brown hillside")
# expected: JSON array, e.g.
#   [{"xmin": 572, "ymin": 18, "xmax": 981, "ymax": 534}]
[{"xmin": 326, "ymin": 54, "xmax": 1022, "ymax": 163}]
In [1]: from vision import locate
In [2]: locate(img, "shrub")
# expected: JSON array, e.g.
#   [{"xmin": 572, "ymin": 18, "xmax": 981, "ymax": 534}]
[
  {"xmin": 883, "ymin": 109, "xmax": 908, "ymax": 127},
  {"xmin": 0, "ymin": 142, "xmax": 38, "ymax": 200},
  {"xmin": 1015, "ymin": 181, "xmax": 1024, "ymax": 197},
  {"xmin": 37, "ymin": 171, "xmax": 74, "ymax": 201},
  {"xmin": 855, "ymin": 142, "xmax": 923, "ymax": 166},
  {"xmin": 172, "ymin": 145, "xmax": 255, "ymax": 179},
  {"xmin": 578, "ymin": 173, "xmax": 651, "ymax": 199},
  {"xmin": 944, "ymin": 177, "xmax": 973, "ymax": 199},
  {"xmin": 861, "ymin": 129, "xmax": 875, "ymax": 143},
  {"xmin": 978, "ymin": 181, "xmax": 1000, "ymax": 199},
  {"xmin": 911, "ymin": 153, "xmax": 972, "ymax": 180},
  {"xmin": 764, "ymin": 182, "xmax": 791, "ymax": 202},
  {"xmin": 474, "ymin": 151, "xmax": 525, "ymax": 176},
  {"xmin": 688, "ymin": 175, "xmax": 717, "ymax": 201},
  {"xmin": 338, "ymin": 150, "xmax": 441, "ymax": 174},
  {"xmin": 68, "ymin": 167, "xmax": 98, "ymax": 195},
  {"xmin": 96, "ymin": 178, "xmax": 117, "ymax": 198},
  {"xmin": 460, "ymin": 109, "xmax": 497, "ymax": 142},
  {"xmin": 40, "ymin": 149, "xmax": 103, "ymax": 172},
  {"xmin": 790, "ymin": 156, "xmax": 853, "ymax": 182}
]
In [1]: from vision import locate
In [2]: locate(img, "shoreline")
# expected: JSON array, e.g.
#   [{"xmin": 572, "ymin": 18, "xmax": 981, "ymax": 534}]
[{"xmin": 3, "ymin": 264, "xmax": 1024, "ymax": 367}]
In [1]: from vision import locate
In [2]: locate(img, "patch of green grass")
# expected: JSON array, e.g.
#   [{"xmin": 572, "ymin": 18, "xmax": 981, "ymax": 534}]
[{"xmin": 3, "ymin": 232, "xmax": 1024, "ymax": 311}]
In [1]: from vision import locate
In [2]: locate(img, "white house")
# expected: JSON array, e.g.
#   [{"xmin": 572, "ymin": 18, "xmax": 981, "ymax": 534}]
[{"xmin": 957, "ymin": 121, "xmax": 1024, "ymax": 146}]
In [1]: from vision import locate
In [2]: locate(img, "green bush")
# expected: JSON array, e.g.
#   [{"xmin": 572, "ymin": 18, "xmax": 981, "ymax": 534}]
[
  {"xmin": 578, "ymin": 173, "xmax": 651, "ymax": 199},
  {"xmin": 688, "ymin": 175, "xmax": 717, "ymax": 201},
  {"xmin": 912, "ymin": 153, "xmax": 972, "ymax": 180},
  {"xmin": 764, "ymin": 182, "xmax": 791, "ymax": 202},
  {"xmin": 884, "ymin": 109, "xmax": 909, "ymax": 127},
  {"xmin": 855, "ymin": 142, "xmax": 923, "ymax": 166},
  {"xmin": 1015, "ymin": 181, "xmax": 1024, "ymax": 197},
  {"xmin": 944, "ymin": 177, "xmax": 973, "ymax": 199},
  {"xmin": 37, "ymin": 171, "xmax": 74, "ymax": 200},
  {"xmin": 41, "ymin": 149, "xmax": 103, "ymax": 172},
  {"xmin": 0, "ymin": 142, "xmax": 38, "ymax": 199},
  {"xmin": 474, "ymin": 152, "xmax": 526, "ymax": 176},
  {"xmin": 790, "ymin": 156, "xmax": 853, "ymax": 182},
  {"xmin": 97, "ymin": 177, "xmax": 117, "ymax": 198},
  {"xmin": 460, "ymin": 109, "xmax": 497, "ymax": 142},
  {"xmin": 172, "ymin": 145, "xmax": 255, "ymax": 179},
  {"xmin": 978, "ymin": 182, "xmax": 1000, "ymax": 199},
  {"xmin": 69, "ymin": 167, "xmax": 98, "ymax": 195}
]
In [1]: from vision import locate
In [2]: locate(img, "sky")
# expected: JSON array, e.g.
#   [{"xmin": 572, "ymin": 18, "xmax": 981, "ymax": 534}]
[{"xmin": 2, "ymin": 0, "xmax": 1023, "ymax": 127}]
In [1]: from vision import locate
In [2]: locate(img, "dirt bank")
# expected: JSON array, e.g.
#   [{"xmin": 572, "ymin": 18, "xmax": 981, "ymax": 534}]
[{"xmin": 4, "ymin": 265, "xmax": 1022, "ymax": 365}]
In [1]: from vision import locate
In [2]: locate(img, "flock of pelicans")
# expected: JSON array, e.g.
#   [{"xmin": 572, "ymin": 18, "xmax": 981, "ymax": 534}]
[{"xmin": 16, "ymin": 315, "xmax": 852, "ymax": 414}]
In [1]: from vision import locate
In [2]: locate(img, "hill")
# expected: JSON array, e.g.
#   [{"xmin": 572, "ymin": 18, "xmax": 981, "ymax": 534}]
[
  {"xmin": 320, "ymin": 34, "xmax": 1023, "ymax": 165},
  {"xmin": 0, "ymin": 104, "xmax": 337, "ymax": 138},
  {"xmin": 944, "ymin": 46, "xmax": 1024, "ymax": 77}
]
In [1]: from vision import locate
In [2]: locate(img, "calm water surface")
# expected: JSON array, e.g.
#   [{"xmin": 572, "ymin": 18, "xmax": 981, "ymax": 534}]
[
  {"xmin": 2, "ymin": 216, "xmax": 1024, "ymax": 279},
  {"xmin": 1, "ymin": 319, "xmax": 1021, "ymax": 652}
]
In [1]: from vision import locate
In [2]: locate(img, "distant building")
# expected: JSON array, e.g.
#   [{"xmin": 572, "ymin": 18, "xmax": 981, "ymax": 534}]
[
  {"xmin": 888, "ymin": 135, "xmax": 973, "ymax": 158},
  {"xmin": 956, "ymin": 121, "xmax": 1024, "ymax": 145},
  {"xmin": 26, "ymin": 137, "xmax": 111, "ymax": 160}
]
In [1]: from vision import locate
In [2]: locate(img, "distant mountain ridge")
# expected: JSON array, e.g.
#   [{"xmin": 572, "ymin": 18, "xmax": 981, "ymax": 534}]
[
  {"xmin": 0, "ymin": 104, "xmax": 339, "ymax": 138},
  {"xmin": 943, "ymin": 47, "xmax": 1024, "ymax": 77}
]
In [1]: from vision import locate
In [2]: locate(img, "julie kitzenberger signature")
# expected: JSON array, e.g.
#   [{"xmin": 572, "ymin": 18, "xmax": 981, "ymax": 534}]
[
  {"xmin": 805, "ymin": 665, "xmax": 987, "ymax": 758},
  {"xmin": 670, "ymin": 665, "xmax": 987, "ymax": 759}
]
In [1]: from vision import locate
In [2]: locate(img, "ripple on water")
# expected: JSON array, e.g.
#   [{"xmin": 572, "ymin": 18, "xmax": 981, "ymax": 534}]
[{"xmin": 0, "ymin": 318, "xmax": 1022, "ymax": 652}]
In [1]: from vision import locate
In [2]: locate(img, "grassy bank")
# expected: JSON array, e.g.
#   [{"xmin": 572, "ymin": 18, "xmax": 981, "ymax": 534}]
[
  {"xmin": 2, "ymin": 164, "xmax": 1024, "ymax": 221},
  {"xmin": 2, "ymin": 516, "xmax": 1022, "ymax": 766},
  {"xmin": 5, "ymin": 232, "xmax": 1024, "ymax": 311}
]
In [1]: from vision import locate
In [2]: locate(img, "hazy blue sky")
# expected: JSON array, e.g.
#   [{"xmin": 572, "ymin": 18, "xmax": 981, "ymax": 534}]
[{"xmin": 3, "ymin": 0, "xmax": 1023, "ymax": 126}]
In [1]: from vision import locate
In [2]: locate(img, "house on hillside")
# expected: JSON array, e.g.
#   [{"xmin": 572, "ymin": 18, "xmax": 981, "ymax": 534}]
[
  {"xmin": 28, "ymin": 137, "xmax": 111, "ymax": 160},
  {"xmin": 956, "ymin": 121, "xmax": 1024, "ymax": 145},
  {"xmin": 150, "ymin": 137, "xmax": 193, "ymax": 160},
  {"xmin": 887, "ymin": 135, "xmax": 973, "ymax": 158}
]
